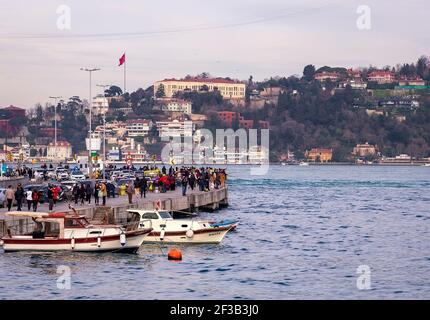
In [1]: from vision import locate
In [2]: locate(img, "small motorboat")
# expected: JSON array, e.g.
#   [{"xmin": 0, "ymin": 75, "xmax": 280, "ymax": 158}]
[
  {"xmin": 1, "ymin": 211, "xmax": 152, "ymax": 253},
  {"xmin": 126, "ymin": 210, "xmax": 238, "ymax": 244},
  {"xmin": 299, "ymin": 162, "xmax": 309, "ymax": 166}
]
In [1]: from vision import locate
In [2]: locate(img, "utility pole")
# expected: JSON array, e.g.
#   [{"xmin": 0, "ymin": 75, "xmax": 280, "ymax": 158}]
[
  {"xmin": 81, "ymin": 67, "xmax": 100, "ymax": 178},
  {"xmin": 49, "ymin": 96, "xmax": 62, "ymax": 163}
]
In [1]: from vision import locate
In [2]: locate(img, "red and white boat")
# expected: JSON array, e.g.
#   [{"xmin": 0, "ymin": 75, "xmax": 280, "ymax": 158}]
[
  {"xmin": 126, "ymin": 209, "xmax": 238, "ymax": 244},
  {"xmin": 1, "ymin": 211, "xmax": 152, "ymax": 253}
]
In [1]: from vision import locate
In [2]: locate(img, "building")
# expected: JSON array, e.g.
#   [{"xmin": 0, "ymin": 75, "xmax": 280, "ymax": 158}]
[
  {"xmin": 305, "ymin": 148, "xmax": 333, "ymax": 162},
  {"xmin": 398, "ymin": 77, "xmax": 426, "ymax": 86},
  {"xmin": 367, "ymin": 71, "xmax": 395, "ymax": 84},
  {"xmin": 156, "ymin": 120, "xmax": 195, "ymax": 139},
  {"xmin": 314, "ymin": 71, "xmax": 340, "ymax": 82},
  {"xmin": 92, "ymin": 94, "xmax": 109, "ymax": 115},
  {"xmin": 125, "ymin": 119, "xmax": 152, "ymax": 137},
  {"xmin": 154, "ymin": 77, "xmax": 246, "ymax": 100},
  {"xmin": 341, "ymin": 79, "xmax": 367, "ymax": 90},
  {"xmin": 217, "ymin": 111, "xmax": 269, "ymax": 129},
  {"xmin": 47, "ymin": 140, "xmax": 72, "ymax": 160},
  {"xmin": 352, "ymin": 142, "xmax": 377, "ymax": 158},
  {"xmin": 155, "ymin": 99, "xmax": 192, "ymax": 114},
  {"xmin": 0, "ymin": 105, "xmax": 26, "ymax": 118}
]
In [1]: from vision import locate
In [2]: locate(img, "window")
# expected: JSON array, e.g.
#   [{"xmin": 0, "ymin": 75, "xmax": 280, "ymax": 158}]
[
  {"xmin": 142, "ymin": 212, "xmax": 159, "ymax": 220},
  {"xmin": 159, "ymin": 212, "xmax": 172, "ymax": 219}
]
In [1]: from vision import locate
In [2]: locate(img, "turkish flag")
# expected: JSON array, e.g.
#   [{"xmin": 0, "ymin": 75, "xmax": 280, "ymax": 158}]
[{"xmin": 118, "ymin": 53, "xmax": 126, "ymax": 66}]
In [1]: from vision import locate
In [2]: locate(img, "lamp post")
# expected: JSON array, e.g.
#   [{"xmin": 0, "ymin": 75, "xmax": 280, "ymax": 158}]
[
  {"xmin": 81, "ymin": 67, "xmax": 100, "ymax": 177},
  {"xmin": 96, "ymin": 84, "xmax": 112, "ymax": 181},
  {"xmin": 49, "ymin": 96, "xmax": 62, "ymax": 163}
]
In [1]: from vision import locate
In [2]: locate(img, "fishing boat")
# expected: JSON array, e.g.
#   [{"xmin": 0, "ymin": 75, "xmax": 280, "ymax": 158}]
[
  {"xmin": 126, "ymin": 209, "xmax": 238, "ymax": 244},
  {"xmin": 1, "ymin": 211, "xmax": 152, "ymax": 253}
]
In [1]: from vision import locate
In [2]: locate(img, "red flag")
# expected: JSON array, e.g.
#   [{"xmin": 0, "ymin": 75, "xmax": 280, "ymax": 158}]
[{"xmin": 118, "ymin": 53, "xmax": 126, "ymax": 66}]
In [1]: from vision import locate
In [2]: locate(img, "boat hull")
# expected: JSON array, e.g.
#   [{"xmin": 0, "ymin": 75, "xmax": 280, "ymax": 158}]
[
  {"xmin": 142, "ymin": 226, "xmax": 233, "ymax": 244},
  {"xmin": 2, "ymin": 229, "xmax": 151, "ymax": 253}
]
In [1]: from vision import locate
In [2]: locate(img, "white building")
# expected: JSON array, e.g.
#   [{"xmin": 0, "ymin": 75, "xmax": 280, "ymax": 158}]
[
  {"xmin": 126, "ymin": 120, "xmax": 153, "ymax": 137},
  {"xmin": 47, "ymin": 141, "xmax": 72, "ymax": 160},
  {"xmin": 156, "ymin": 120, "xmax": 195, "ymax": 139},
  {"xmin": 157, "ymin": 99, "xmax": 192, "ymax": 114},
  {"xmin": 92, "ymin": 95, "xmax": 109, "ymax": 115}
]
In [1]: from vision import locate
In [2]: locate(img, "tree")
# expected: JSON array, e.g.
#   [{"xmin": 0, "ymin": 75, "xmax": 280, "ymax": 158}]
[
  {"xmin": 104, "ymin": 85, "xmax": 123, "ymax": 97},
  {"xmin": 303, "ymin": 64, "xmax": 316, "ymax": 81},
  {"xmin": 155, "ymin": 84, "xmax": 166, "ymax": 98}
]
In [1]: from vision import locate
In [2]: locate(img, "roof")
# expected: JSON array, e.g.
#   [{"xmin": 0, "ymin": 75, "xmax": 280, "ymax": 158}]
[
  {"xmin": 159, "ymin": 77, "xmax": 242, "ymax": 84},
  {"xmin": 126, "ymin": 119, "xmax": 151, "ymax": 125},
  {"xmin": 368, "ymin": 71, "xmax": 394, "ymax": 77},
  {"xmin": 48, "ymin": 141, "xmax": 71, "ymax": 147},
  {"xmin": 2, "ymin": 105, "xmax": 26, "ymax": 111}
]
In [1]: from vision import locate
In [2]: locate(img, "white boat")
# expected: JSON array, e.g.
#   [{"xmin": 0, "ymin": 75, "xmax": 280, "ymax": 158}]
[
  {"xmin": 423, "ymin": 163, "xmax": 430, "ymax": 167},
  {"xmin": 299, "ymin": 162, "xmax": 309, "ymax": 166},
  {"xmin": 1, "ymin": 211, "xmax": 152, "ymax": 253},
  {"xmin": 126, "ymin": 210, "xmax": 238, "ymax": 244}
]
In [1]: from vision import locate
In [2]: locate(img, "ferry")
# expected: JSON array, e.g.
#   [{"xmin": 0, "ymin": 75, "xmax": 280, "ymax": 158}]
[
  {"xmin": 1, "ymin": 211, "xmax": 152, "ymax": 253},
  {"xmin": 126, "ymin": 209, "xmax": 238, "ymax": 244}
]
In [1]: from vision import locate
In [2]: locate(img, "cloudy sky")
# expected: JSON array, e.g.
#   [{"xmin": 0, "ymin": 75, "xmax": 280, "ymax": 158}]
[{"xmin": 0, "ymin": 0, "xmax": 428, "ymax": 107}]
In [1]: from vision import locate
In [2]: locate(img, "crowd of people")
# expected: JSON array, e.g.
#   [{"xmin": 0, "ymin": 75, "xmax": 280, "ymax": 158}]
[{"xmin": 1, "ymin": 166, "xmax": 227, "ymax": 212}]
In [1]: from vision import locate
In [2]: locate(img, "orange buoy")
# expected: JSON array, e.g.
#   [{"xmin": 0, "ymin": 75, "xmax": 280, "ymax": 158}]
[{"xmin": 168, "ymin": 249, "xmax": 182, "ymax": 261}]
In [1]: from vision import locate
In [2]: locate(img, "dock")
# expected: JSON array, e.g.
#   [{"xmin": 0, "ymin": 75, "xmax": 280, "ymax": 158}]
[{"xmin": 0, "ymin": 187, "xmax": 229, "ymax": 238}]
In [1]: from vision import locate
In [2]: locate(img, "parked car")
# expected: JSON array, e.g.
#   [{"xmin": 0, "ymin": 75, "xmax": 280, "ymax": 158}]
[
  {"xmin": 70, "ymin": 170, "xmax": 86, "ymax": 181},
  {"xmin": 56, "ymin": 168, "xmax": 70, "ymax": 180}
]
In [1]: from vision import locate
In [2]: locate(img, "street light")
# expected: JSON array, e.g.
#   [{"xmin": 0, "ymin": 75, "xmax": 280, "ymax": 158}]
[
  {"xmin": 49, "ymin": 96, "xmax": 62, "ymax": 163},
  {"xmin": 81, "ymin": 67, "xmax": 100, "ymax": 177},
  {"xmin": 96, "ymin": 84, "xmax": 112, "ymax": 181}
]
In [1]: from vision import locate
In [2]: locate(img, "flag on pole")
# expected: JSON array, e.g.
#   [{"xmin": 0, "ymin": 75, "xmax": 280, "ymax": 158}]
[{"xmin": 118, "ymin": 53, "xmax": 126, "ymax": 66}]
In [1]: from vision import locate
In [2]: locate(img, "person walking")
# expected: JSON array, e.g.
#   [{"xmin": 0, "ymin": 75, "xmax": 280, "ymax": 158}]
[
  {"xmin": 15, "ymin": 183, "xmax": 25, "ymax": 211},
  {"xmin": 47, "ymin": 185, "xmax": 54, "ymax": 212},
  {"xmin": 26, "ymin": 188, "xmax": 33, "ymax": 211},
  {"xmin": 140, "ymin": 177, "xmax": 147, "ymax": 198},
  {"xmin": 126, "ymin": 182, "xmax": 134, "ymax": 204}
]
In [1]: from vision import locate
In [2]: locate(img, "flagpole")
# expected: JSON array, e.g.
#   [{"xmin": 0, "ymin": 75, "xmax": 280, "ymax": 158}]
[{"xmin": 124, "ymin": 53, "xmax": 126, "ymax": 93}]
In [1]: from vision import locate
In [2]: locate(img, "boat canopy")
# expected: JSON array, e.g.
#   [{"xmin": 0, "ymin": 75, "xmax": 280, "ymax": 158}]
[{"xmin": 6, "ymin": 211, "xmax": 50, "ymax": 218}]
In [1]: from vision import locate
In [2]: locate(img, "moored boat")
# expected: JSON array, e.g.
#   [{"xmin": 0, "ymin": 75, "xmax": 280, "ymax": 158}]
[
  {"xmin": 126, "ymin": 210, "xmax": 238, "ymax": 244},
  {"xmin": 1, "ymin": 211, "xmax": 152, "ymax": 253}
]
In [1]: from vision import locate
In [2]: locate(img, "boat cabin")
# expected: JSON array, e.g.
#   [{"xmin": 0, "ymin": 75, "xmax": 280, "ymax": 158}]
[{"xmin": 5, "ymin": 212, "xmax": 91, "ymax": 240}]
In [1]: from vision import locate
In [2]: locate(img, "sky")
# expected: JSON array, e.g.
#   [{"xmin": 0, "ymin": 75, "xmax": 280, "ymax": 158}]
[{"xmin": 0, "ymin": 0, "xmax": 429, "ymax": 107}]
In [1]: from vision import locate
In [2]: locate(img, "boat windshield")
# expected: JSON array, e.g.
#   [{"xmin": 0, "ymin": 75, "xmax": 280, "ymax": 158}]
[{"xmin": 159, "ymin": 211, "xmax": 172, "ymax": 219}]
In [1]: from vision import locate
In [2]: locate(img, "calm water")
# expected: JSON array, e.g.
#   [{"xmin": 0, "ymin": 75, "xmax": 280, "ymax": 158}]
[{"xmin": 0, "ymin": 165, "xmax": 429, "ymax": 299}]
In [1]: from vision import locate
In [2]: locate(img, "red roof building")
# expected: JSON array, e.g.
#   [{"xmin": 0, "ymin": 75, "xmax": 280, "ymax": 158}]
[{"xmin": 367, "ymin": 71, "xmax": 395, "ymax": 84}]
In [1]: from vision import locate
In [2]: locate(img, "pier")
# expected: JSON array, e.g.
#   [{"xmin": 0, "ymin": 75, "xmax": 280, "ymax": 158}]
[{"xmin": 0, "ymin": 187, "xmax": 229, "ymax": 238}]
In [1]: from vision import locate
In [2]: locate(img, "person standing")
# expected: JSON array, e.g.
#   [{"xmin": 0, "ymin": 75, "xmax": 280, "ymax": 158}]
[
  {"xmin": 94, "ymin": 183, "xmax": 100, "ymax": 206},
  {"xmin": 47, "ymin": 185, "xmax": 54, "ymax": 212},
  {"xmin": 126, "ymin": 182, "xmax": 134, "ymax": 204},
  {"xmin": 32, "ymin": 189, "xmax": 39, "ymax": 212},
  {"xmin": 140, "ymin": 177, "xmax": 147, "ymax": 198},
  {"xmin": 79, "ymin": 184, "xmax": 86, "ymax": 205},
  {"xmin": 5, "ymin": 185, "xmax": 14, "ymax": 211},
  {"xmin": 15, "ymin": 184, "xmax": 25, "ymax": 211},
  {"xmin": 85, "ymin": 184, "xmax": 92, "ymax": 204},
  {"xmin": 26, "ymin": 188, "xmax": 33, "ymax": 211},
  {"xmin": 100, "ymin": 182, "xmax": 107, "ymax": 206},
  {"xmin": 181, "ymin": 175, "xmax": 188, "ymax": 196},
  {"xmin": 72, "ymin": 184, "xmax": 79, "ymax": 205}
]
